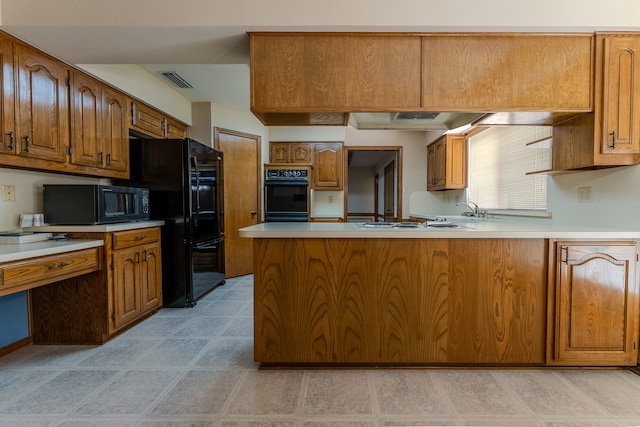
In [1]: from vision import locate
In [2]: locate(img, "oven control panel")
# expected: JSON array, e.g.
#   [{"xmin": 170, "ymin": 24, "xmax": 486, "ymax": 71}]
[{"xmin": 265, "ymin": 169, "xmax": 308, "ymax": 180}]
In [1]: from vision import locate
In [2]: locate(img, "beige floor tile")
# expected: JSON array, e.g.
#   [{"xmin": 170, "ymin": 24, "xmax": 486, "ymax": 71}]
[
  {"xmin": 371, "ymin": 370, "xmax": 455, "ymax": 417},
  {"xmin": 302, "ymin": 370, "xmax": 373, "ymax": 416},
  {"xmin": 225, "ymin": 370, "xmax": 304, "ymax": 415}
]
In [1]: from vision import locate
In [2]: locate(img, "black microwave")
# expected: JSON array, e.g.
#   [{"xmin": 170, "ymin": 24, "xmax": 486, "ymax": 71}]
[{"xmin": 43, "ymin": 184, "xmax": 150, "ymax": 225}]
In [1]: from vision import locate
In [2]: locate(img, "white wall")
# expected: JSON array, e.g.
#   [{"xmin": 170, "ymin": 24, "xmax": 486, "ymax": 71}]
[
  {"xmin": 345, "ymin": 128, "xmax": 426, "ymax": 219},
  {"xmin": 348, "ymin": 167, "xmax": 375, "ymax": 214},
  {"xmin": 548, "ymin": 165, "xmax": 640, "ymax": 228},
  {"xmin": 77, "ymin": 64, "xmax": 192, "ymax": 124},
  {"xmin": 0, "ymin": 169, "xmax": 104, "ymax": 231}
]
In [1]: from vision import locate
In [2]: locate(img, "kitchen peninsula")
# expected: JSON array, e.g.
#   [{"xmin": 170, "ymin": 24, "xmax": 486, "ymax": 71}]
[{"xmin": 240, "ymin": 218, "xmax": 640, "ymax": 368}]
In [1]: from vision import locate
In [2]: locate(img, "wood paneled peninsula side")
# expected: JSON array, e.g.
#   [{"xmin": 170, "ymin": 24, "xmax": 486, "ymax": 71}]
[{"xmin": 239, "ymin": 219, "xmax": 640, "ymax": 368}]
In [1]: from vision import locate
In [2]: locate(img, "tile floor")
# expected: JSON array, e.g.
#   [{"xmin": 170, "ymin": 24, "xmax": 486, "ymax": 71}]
[{"xmin": 1, "ymin": 275, "xmax": 640, "ymax": 426}]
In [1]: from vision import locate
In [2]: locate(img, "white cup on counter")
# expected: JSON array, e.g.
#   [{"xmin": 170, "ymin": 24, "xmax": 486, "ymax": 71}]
[{"xmin": 33, "ymin": 214, "xmax": 44, "ymax": 227}]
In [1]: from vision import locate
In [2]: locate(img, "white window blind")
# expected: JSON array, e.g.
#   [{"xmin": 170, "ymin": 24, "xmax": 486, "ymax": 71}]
[{"xmin": 467, "ymin": 126, "xmax": 551, "ymax": 211}]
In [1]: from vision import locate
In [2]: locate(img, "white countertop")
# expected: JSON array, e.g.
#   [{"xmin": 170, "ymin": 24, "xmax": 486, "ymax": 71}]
[
  {"xmin": 24, "ymin": 220, "xmax": 165, "ymax": 233},
  {"xmin": 239, "ymin": 216, "xmax": 640, "ymax": 239},
  {"xmin": 0, "ymin": 239, "xmax": 104, "ymax": 263}
]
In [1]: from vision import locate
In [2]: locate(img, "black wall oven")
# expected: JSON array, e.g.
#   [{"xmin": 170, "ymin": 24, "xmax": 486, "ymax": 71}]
[{"xmin": 264, "ymin": 168, "xmax": 309, "ymax": 222}]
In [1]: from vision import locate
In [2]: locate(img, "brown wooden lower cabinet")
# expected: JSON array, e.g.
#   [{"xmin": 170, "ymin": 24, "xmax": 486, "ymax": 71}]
[
  {"xmin": 547, "ymin": 240, "xmax": 639, "ymax": 366},
  {"xmin": 253, "ymin": 238, "xmax": 548, "ymax": 365},
  {"xmin": 30, "ymin": 227, "xmax": 162, "ymax": 344}
]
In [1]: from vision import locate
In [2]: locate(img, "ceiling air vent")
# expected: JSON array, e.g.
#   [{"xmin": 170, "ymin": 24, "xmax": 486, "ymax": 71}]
[
  {"xmin": 159, "ymin": 71, "xmax": 194, "ymax": 89},
  {"xmin": 392, "ymin": 112, "xmax": 440, "ymax": 121}
]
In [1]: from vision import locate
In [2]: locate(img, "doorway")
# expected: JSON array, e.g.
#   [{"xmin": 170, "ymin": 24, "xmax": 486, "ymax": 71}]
[
  {"xmin": 214, "ymin": 127, "xmax": 261, "ymax": 278},
  {"xmin": 344, "ymin": 146, "xmax": 402, "ymax": 222}
]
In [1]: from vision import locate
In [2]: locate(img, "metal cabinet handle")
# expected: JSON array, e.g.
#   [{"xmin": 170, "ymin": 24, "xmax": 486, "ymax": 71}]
[
  {"xmin": 6, "ymin": 132, "xmax": 14, "ymax": 150},
  {"xmin": 48, "ymin": 262, "xmax": 69, "ymax": 270},
  {"xmin": 134, "ymin": 252, "xmax": 140, "ymax": 264},
  {"xmin": 23, "ymin": 136, "xmax": 30, "ymax": 152},
  {"xmin": 609, "ymin": 131, "xmax": 616, "ymax": 149},
  {"xmin": 98, "ymin": 152, "xmax": 104, "ymax": 164},
  {"xmin": 134, "ymin": 235, "xmax": 146, "ymax": 241},
  {"xmin": 106, "ymin": 153, "xmax": 111, "ymax": 166},
  {"xmin": 142, "ymin": 250, "xmax": 147, "ymax": 262}
]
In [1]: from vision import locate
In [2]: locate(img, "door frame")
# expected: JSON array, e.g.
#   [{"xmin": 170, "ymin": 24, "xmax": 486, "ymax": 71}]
[
  {"xmin": 343, "ymin": 146, "xmax": 403, "ymax": 222},
  {"xmin": 213, "ymin": 127, "xmax": 263, "ymax": 223}
]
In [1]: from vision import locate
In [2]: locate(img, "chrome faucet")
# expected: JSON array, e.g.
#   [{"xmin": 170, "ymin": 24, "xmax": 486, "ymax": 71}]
[{"xmin": 457, "ymin": 201, "xmax": 479, "ymax": 217}]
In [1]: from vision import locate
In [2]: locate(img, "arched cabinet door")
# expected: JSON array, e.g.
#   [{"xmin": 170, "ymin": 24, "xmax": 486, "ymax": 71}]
[{"xmin": 551, "ymin": 241, "xmax": 639, "ymax": 366}]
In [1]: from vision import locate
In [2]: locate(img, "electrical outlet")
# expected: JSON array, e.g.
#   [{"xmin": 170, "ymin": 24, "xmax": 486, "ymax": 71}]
[
  {"xmin": 328, "ymin": 195, "xmax": 334, "ymax": 203},
  {"xmin": 578, "ymin": 186, "xmax": 593, "ymax": 202},
  {"xmin": 2, "ymin": 185, "xmax": 15, "ymax": 202}
]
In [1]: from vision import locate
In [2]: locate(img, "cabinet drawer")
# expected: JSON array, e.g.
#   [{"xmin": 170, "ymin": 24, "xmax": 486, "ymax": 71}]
[
  {"xmin": 112, "ymin": 227, "xmax": 160, "ymax": 250},
  {"xmin": 0, "ymin": 247, "xmax": 101, "ymax": 295}
]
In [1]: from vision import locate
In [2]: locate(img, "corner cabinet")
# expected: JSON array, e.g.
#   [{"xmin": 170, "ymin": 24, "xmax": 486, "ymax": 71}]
[
  {"xmin": 548, "ymin": 241, "xmax": 640, "ymax": 366},
  {"xmin": 553, "ymin": 33, "xmax": 640, "ymax": 170},
  {"xmin": 427, "ymin": 134, "xmax": 467, "ymax": 191}
]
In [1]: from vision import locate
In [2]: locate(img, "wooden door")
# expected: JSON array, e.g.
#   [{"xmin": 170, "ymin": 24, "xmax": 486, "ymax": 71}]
[
  {"xmin": 69, "ymin": 71, "xmax": 102, "ymax": 168},
  {"xmin": 600, "ymin": 35, "xmax": 640, "ymax": 156},
  {"xmin": 383, "ymin": 161, "xmax": 395, "ymax": 222},
  {"xmin": 215, "ymin": 127, "xmax": 261, "ymax": 278},
  {"xmin": 0, "ymin": 34, "xmax": 15, "ymax": 154},
  {"xmin": 15, "ymin": 43, "xmax": 69, "ymax": 163},
  {"xmin": 553, "ymin": 242, "xmax": 639, "ymax": 366},
  {"xmin": 102, "ymin": 86, "xmax": 128, "ymax": 173}
]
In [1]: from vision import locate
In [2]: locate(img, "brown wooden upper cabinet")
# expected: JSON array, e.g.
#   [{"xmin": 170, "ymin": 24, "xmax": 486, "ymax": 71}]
[
  {"xmin": 553, "ymin": 32, "xmax": 640, "ymax": 170},
  {"xmin": 0, "ymin": 34, "xmax": 14, "ymax": 156},
  {"xmin": 250, "ymin": 32, "xmax": 595, "ymax": 126},
  {"xmin": 427, "ymin": 133, "xmax": 467, "ymax": 191},
  {"xmin": 422, "ymin": 34, "xmax": 594, "ymax": 112},
  {"xmin": 14, "ymin": 41, "xmax": 70, "ymax": 164},
  {"xmin": 250, "ymin": 33, "xmax": 422, "ymax": 125},
  {"xmin": 312, "ymin": 142, "xmax": 343, "ymax": 190},
  {"xmin": 269, "ymin": 142, "xmax": 313, "ymax": 164},
  {"xmin": 69, "ymin": 71, "xmax": 129, "ymax": 178},
  {"xmin": 129, "ymin": 98, "xmax": 188, "ymax": 139}
]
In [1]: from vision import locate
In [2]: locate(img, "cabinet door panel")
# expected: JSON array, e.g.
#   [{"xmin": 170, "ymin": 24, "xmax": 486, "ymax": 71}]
[
  {"xmin": 0, "ymin": 34, "xmax": 15, "ymax": 154},
  {"xmin": 70, "ymin": 72, "xmax": 102, "ymax": 168},
  {"xmin": 554, "ymin": 242, "xmax": 639, "ymax": 365},
  {"xmin": 15, "ymin": 44, "xmax": 68, "ymax": 163},
  {"xmin": 312, "ymin": 142, "xmax": 342, "ymax": 189},
  {"xmin": 103, "ymin": 87, "xmax": 128, "ymax": 173},
  {"xmin": 140, "ymin": 243, "xmax": 162, "ymax": 313},
  {"xmin": 112, "ymin": 247, "xmax": 141, "ymax": 329},
  {"xmin": 251, "ymin": 34, "xmax": 421, "ymax": 110},
  {"xmin": 601, "ymin": 36, "xmax": 640, "ymax": 155},
  {"xmin": 422, "ymin": 34, "xmax": 593, "ymax": 111},
  {"xmin": 130, "ymin": 100, "xmax": 165, "ymax": 138}
]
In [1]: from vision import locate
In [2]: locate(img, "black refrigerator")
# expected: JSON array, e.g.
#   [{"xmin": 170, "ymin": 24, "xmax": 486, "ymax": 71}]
[{"xmin": 125, "ymin": 138, "xmax": 225, "ymax": 307}]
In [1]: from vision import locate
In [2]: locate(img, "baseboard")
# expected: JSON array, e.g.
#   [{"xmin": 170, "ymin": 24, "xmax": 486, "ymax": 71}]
[{"xmin": 0, "ymin": 337, "xmax": 32, "ymax": 358}]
